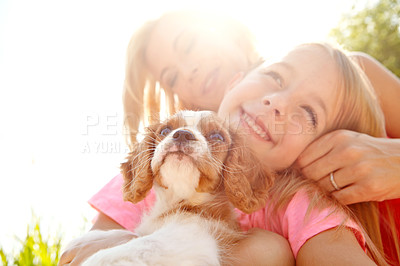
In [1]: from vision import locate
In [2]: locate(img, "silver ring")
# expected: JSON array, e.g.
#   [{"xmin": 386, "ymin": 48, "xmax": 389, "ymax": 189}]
[{"xmin": 330, "ymin": 172, "xmax": 341, "ymax": 191}]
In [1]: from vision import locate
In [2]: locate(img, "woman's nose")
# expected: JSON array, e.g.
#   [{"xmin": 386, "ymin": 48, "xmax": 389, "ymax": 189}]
[
  {"xmin": 179, "ymin": 62, "xmax": 199, "ymax": 83},
  {"xmin": 262, "ymin": 93, "xmax": 287, "ymax": 120}
]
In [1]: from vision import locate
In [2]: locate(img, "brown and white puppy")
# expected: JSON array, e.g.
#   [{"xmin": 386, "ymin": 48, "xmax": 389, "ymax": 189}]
[{"xmin": 83, "ymin": 110, "xmax": 273, "ymax": 266}]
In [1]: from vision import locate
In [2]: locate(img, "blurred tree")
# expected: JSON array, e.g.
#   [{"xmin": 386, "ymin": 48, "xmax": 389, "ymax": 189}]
[{"xmin": 331, "ymin": 0, "xmax": 400, "ymax": 77}]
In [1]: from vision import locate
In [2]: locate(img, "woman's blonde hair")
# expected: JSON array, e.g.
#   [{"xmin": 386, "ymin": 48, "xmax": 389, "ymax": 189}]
[
  {"xmin": 329, "ymin": 42, "xmax": 399, "ymax": 266},
  {"xmin": 122, "ymin": 10, "xmax": 260, "ymax": 149},
  {"xmin": 270, "ymin": 43, "xmax": 398, "ymax": 265}
]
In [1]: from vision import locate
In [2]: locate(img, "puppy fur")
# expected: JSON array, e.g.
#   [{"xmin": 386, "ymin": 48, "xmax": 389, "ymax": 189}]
[{"xmin": 83, "ymin": 110, "xmax": 273, "ymax": 266}]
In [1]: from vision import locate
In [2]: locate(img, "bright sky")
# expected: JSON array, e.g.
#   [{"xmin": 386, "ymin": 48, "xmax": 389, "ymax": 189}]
[{"xmin": 0, "ymin": 0, "xmax": 360, "ymax": 253}]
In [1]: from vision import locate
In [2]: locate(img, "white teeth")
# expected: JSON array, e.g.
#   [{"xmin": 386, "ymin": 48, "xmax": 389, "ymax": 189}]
[{"xmin": 242, "ymin": 112, "xmax": 270, "ymax": 141}]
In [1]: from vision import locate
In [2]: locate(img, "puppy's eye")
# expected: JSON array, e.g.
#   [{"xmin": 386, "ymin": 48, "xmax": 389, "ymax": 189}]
[
  {"xmin": 208, "ymin": 132, "xmax": 224, "ymax": 142},
  {"xmin": 160, "ymin": 127, "xmax": 172, "ymax": 137}
]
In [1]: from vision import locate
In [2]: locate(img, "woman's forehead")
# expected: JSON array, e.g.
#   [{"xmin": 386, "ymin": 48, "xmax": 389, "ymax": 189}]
[
  {"xmin": 158, "ymin": 13, "xmax": 214, "ymax": 33},
  {"xmin": 284, "ymin": 45, "xmax": 331, "ymax": 64},
  {"xmin": 153, "ymin": 16, "xmax": 187, "ymax": 42},
  {"xmin": 256, "ymin": 45, "xmax": 332, "ymax": 71},
  {"xmin": 146, "ymin": 14, "xmax": 217, "ymax": 66}
]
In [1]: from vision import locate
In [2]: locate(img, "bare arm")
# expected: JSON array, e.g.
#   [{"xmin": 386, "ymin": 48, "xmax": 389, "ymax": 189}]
[
  {"xmin": 350, "ymin": 52, "xmax": 400, "ymax": 137},
  {"xmin": 58, "ymin": 212, "xmax": 136, "ymax": 265},
  {"xmin": 231, "ymin": 228, "xmax": 294, "ymax": 266},
  {"xmin": 297, "ymin": 228, "xmax": 376, "ymax": 265},
  {"xmin": 91, "ymin": 211, "xmax": 126, "ymax": 230}
]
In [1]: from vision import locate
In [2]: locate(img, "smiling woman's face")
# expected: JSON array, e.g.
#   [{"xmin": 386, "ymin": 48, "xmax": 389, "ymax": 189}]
[
  {"xmin": 145, "ymin": 13, "xmax": 249, "ymax": 111},
  {"xmin": 218, "ymin": 45, "xmax": 341, "ymax": 171}
]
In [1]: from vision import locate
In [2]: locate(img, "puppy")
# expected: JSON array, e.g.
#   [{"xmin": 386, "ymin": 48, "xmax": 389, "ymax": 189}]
[{"xmin": 83, "ymin": 110, "xmax": 273, "ymax": 266}]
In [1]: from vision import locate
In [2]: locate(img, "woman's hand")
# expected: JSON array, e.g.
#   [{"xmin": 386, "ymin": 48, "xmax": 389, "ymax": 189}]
[
  {"xmin": 58, "ymin": 212, "xmax": 136, "ymax": 265},
  {"xmin": 58, "ymin": 229, "xmax": 137, "ymax": 265},
  {"xmin": 297, "ymin": 129, "xmax": 400, "ymax": 205}
]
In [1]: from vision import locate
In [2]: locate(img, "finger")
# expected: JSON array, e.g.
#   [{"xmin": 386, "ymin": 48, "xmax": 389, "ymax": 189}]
[
  {"xmin": 59, "ymin": 249, "xmax": 74, "ymax": 265},
  {"xmin": 70, "ymin": 256, "xmax": 86, "ymax": 266},
  {"xmin": 58, "ymin": 240, "xmax": 98, "ymax": 266},
  {"xmin": 297, "ymin": 134, "xmax": 334, "ymax": 169},
  {"xmin": 331, "ymin": 185, "xmax": 366, "ymax": 205},
  {"xmin": 301, "ymin": 141, "xmax": 361, "ymax": 183},
  {"xmin": 68, "ymin": 244, "xmax": 100, "ymax": 266},
  {"xmin": 69, "ymin": 233, "xmax": 137, "ymax": 265},
  {"xmin": 318, "ymin": 173, "xmax": 340, "ymax": 193},
  {"xmin": 320, "ymin": 165, "xmax": 363, "ymax": 193},
  {"xmin": 300, "ymin": 149, "xmax": 340, "ymax": 182}
]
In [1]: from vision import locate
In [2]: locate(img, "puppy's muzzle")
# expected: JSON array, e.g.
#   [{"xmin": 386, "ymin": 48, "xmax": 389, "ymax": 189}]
[
  {"xmin": 173, "ymin": 130, "xmax": 196, "ymax": 143},
  {"xmin": 170, "ymin": 129, "xmax": 196, "ymax": 155}
]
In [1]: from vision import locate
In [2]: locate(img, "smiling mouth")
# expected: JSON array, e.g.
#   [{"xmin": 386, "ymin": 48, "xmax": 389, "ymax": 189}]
[{"xmin": 240, "ymin": 111, "xmax": 273, "ymax": 142}]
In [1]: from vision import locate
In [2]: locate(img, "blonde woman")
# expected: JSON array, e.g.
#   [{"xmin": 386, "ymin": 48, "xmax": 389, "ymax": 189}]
[
  {"xmin": 59, "ymin": 10, "xmax": 400, "ymax": 265},
  {"xmin": 218, "ymin": 42, "xmax": 399, "ymax": 265}
]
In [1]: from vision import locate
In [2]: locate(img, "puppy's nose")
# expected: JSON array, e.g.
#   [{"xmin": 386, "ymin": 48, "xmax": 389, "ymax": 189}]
[{"xmin": 172, "ymin": 130, "xmax": 196, "ymax": 142}]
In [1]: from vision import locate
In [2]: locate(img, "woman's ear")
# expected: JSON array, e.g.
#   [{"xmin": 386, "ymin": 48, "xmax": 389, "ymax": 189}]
[
  {"xmin": 223, "ymin": 131, "xmax": 274, "ymax": 214},
  {"xmin": 224, "ymin": 72, "xmax": 245, "ymax": 95},
  {"xmin": 121, "ymin": 125, "xmax": 158, "ymax": 203}
]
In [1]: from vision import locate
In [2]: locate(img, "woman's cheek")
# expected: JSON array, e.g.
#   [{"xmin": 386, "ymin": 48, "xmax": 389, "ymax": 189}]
[
  {"xmin": 285, "ymin": 113, "xmax": 305, "ymax": 135},
  {"xmin": 217, "ymin": 92, "xmax": 239, "ymax": 118}
]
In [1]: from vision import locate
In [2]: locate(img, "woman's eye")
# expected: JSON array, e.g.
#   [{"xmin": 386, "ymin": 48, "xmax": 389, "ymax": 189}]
[
  {"xmin": 184, "ymin": 36, "xmax": 196, "ymax": 54},
  {"xmin": 301, "ymin": 105, "xmax": 318, "ymax": 128},
  {"xmin": 208, "ymin": 132, "xmax": 224, "ymax": 142},
  {"xmin": 178, "ymin": 30, "xmax": 196, "ymax": 54},
  {"xmin": 263, "ymin": 71, "xmax": 283, "ymax": 87},
  {"xmin": 160, "ymin": 127, "xmax": 172, "ymax": 136}
]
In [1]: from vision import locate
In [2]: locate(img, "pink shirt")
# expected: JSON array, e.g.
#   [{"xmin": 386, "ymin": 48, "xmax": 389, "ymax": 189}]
[{"xmin": 89, "ymin": 174, "xmax": 365, "ymax": 257}]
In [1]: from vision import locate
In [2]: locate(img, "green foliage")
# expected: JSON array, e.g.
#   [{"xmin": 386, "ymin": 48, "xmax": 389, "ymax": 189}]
[
  {"xmin": 330, "ymin": 0, "xmax": 400, "ymax": 77},
  {"xmin": 0, "ymin": 216, "xmax": 63, "ymax": 266},
  {"xmin": 1, "ymin": 249, "xmax": 8, "ymax": 266}
]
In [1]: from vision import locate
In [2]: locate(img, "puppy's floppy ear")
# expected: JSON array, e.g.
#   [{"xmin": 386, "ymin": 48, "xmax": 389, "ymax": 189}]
[
  {"xmin": 121, "ymin": 124, "xmax": 159, "ymax": 204},
  {"xmin": 223, "ymin": 131, "xmax": 275, "ymax": 214}
]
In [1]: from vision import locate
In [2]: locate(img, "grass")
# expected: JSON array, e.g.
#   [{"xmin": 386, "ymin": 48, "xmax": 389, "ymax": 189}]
[{"xmin": 0, "ymin": 215, "xmax": 63, "ymax": 266}]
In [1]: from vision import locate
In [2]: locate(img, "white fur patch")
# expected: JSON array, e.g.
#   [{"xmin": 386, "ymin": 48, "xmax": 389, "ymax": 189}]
[
  {"xmin": 159, "ymin": 155, "xmax": 201, "ymax": 200},
  {"xmin": 150, "ymin": 111, "xmax": 212, "ymax": 189},
  {"xmin": 179, "ymin": 110, "xmax": 213, "ymax": 128},
  {"xmin": 83, "ymin": 214, "xmax": 220, "ymax": 266}
]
